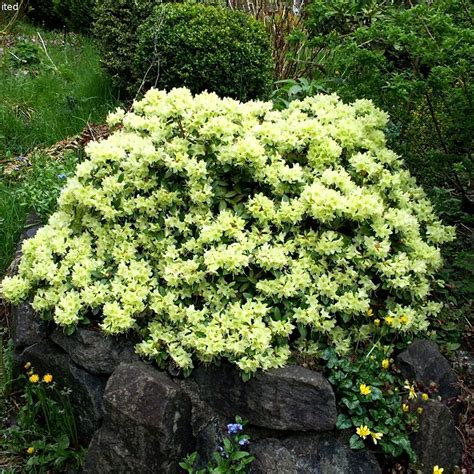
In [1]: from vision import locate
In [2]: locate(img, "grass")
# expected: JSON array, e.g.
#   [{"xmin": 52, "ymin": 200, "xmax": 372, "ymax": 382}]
[
  {"xmin": 0, "ymin": 19, "xmax": 118, "ymax": 276},
  {"xmin": 0, "ymin": 182, "xmax": 27, "ymax": 274},
  {"xmin": 0, "ymin": 22, "xmax": 117, "ymax": 156}
]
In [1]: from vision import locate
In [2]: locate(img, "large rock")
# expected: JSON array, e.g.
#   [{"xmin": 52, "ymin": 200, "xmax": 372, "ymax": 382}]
[
  {"xmin": 396, "ymin": 339, "xmax": 460, "ymax": 400},
  {"xmin": 249, "ymin": 433, "xmax": 381, "ymax": 474},
  {"xmin": 51, "ymin": 327, "xmax": 139, "ymax": 375},
  {"xmin": 83, "ymin": 362, "xmax": 194, "ymax": 474},
  {"xmin": 193, "ymin": 363, "xmax": 336, "ymax": 431},
  {"xmin": 411, "ymin": 400, "xmax": 463, "ymax": 473},
  {"xmin": 11, "ymin": 301, "xmax": 48, "ymax": 350},
  {"xmin": 20, "ymin": 341, "xmax": 105, "ymax": 443}
]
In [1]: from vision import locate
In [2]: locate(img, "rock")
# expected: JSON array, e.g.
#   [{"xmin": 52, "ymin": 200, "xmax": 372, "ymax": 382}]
[
  {"xmin": 21, "ymin": 341, "xmax": 105, "ymax": 443},
  {"xmin": 396, "ymin": 339, "xmax": 460, "ymax": 400},
  {"xmin": 11, "ymin": 301, "xmax": 48, "ymax": 350},
  {"xmin": 51, "ymin": 327, "xmax": 140, "ymax": 375},
  {"xmin": 83, "ymin": 362, "xmax": 194, "ymax": 474},
  {"xmin": 175, "ymin": 377, "xmax": 228, "ymax": 467},
  {"xmin": 193, "ymin": 363, "xmax": 336, "ymax": 431},
  {"xmin": 411, "ymin": 399, "xmax": 463, "ymax": 473},
  {"xmin": 249, "ymin": 433, "xmax": 381, "ymax": 474}
]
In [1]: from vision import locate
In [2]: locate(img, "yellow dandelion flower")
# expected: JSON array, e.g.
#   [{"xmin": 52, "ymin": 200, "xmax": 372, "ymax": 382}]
[
  {"xmin": 422, "ymin": 393, "xmax": 429, "ymax": 401},
  {"xmin": 417, "ymin": 407, "xmax": 424, "ymax": 414},
  {"xmin": 360, "ymin": 383, "xmax": 372, "ymax": 396},
  {"xmin": 43, "ymin": 373, "xmax": 53, "ymax": 383},
  {"xmin": 27, "ymin": 447, "xmax": 35, "ymax": 455},
  {"xmin": 356, "ymin": 425, "xmax": 371, "ymax": 439},
  {"xmin": 367, "ymin": 308, "xmax": 373, "ymax": 317},
  {"xmin": 370, "ymin": 431, "xmax": 383, "ymax": 445},
  {"xmin": 402, "ymin": 403, "xmax": 409, "ymax": 412},
  {"xmin": 381, "ymin": 359, "xmax": 390, "ymax": 369},
  {"xmin": 374, "ymin": 319, "xmax": 380, "ymax": 327},
  {"xmin": 433, "ymin": 466, "xmax": 444, "ymax": 474},
  {"xmin": 29, "ymin": 374, "xmax": 40, "ymax": 384},
  {"xmin": 400, "ymin": 315, "xmax": 409, "ymax": 325},
  {"xmin": 385, "ymin": 316, "xmax": 394, "ymax": 326}
]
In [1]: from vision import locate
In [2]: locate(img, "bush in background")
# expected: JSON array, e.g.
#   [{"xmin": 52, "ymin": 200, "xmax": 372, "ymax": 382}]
[
  {"xmin": 92, "ymin": 0, "xmax": 162, "ymax": 96},
  {"xmin": 136, "ymin": 3, "xmax": 273, "ymax": 101}
]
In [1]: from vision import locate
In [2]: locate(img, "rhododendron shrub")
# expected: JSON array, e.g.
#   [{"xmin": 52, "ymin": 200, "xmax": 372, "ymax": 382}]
[{"xmin": 1, "ymin": 88, "xmax": 455, "ymax": 374}]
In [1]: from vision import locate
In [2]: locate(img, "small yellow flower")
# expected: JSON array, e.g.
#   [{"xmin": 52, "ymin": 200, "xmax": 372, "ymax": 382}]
[
  {"xmin": 367, "ymin": 308, "xmax": 373, "ymax": 317},
  {"xmin": 433, "ymin": 466, "xmax": 444, "ymax": 474},
  {"xmin": 381, "ymin": 359, "xmax": 390, "ymax": 369},
  {"xmin": 359, "ymin": 383, "xmax": 372, "ymax": 396},
  {"xmin": 422, "ymin": 393, "xmax": 429, "ymax": 401},
  {"xmin": 356, "ymin": 425, "xmax": 371, "ymax": 439},
  {"xmin": 385, "ymin": 316, "xmax": 394, "ymax": 326},
  {"xmin": 370, "ymin": 431, "xmax": 383, "ymax": 445},
  {"xmin": 27, "ymin": 447, "xmax": 35, "ymax": 455},
  {"xmin": 29, "ymin": 374, "xmax": 40, "ymax": 384},
  {"xmin": 43, "ymin": 373, "xmax": 53, "ymax": 383},
  {"xmin": 402, "ymin": 403, "xmax": 409, "ymax": 412},
  {"xmin": 24, "ymin": 362, "xmax": 31, "ymax": 369},
  {"xmin": 400, "ymin": 315, "xmax": 409, "ymax": 325},
  {"xmin": 404, "ymin": 380, "xmax": 417, "ymax": 400},
  {"xmin": 374, "ymin": 319, "xmax": 380, "ymax": 327},
  {"xmin": 417, "ymin": 407, "xmax": 424, "ymax": 414}
]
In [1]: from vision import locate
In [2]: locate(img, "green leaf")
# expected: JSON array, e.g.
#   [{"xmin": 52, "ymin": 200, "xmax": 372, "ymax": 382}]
[
  {"xmin": 349, "ymin": 434, "xmax": 365, "ymax": 450},
  {"xmin": 231, "ymin": 451, "xmax": 250, "ymax": 460},
  {"xmin": 336, "ymin": 413, "xmax": 353, "ymax": 430}
]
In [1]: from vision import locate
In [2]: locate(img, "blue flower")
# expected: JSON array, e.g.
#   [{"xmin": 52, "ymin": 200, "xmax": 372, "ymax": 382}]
[
  {"xmin": 238, "ymin": 438, "xmax": 249, "ymax": 447},
  {"xmin": 227, "ymin": 423, "xmax": 243, "ymax": 435}
]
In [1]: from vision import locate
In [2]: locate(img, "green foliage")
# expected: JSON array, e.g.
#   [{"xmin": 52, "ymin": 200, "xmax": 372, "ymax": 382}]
[
  {"xmin": 0, "ymin": 336, "xmax": 15, "ymax": 415},
  {"xmin": 6, "ymin": 42, "xmax": 42, "ymax": 71},
  {"xmin": 180, "ymin": 417, "xmax": 254, "ymax": 473},
  {"xmin": 272, "ymin": 77, "xmax": 328, "ymax": 110},
  {"xmin": 135, "ymin": 2, "xmax": 273, "ymax": 101},
  {"xmin": 325, "ymin": 346, "xmax": 422, "ymax": 460},
  {"xmin": 0, "ymin": 181, "xmax": 28, "ymax": 275},
  {"xmin": 92, "ymin": 0, "xmax": 163, "ymax": 96},
  {"xmin": 1, "ymin": 366, "xmax": 84, "ymax": 472},
  {"xmin": 303, "ymin": 0, "xmax": 473, "ymax": 208},
  {"xmin": 95, "ymin": 1, "xmax": 273, "ymax": 100},
  {"xmin": 15, "ymin": 152, "xmax": 78, "ymax": 218}
]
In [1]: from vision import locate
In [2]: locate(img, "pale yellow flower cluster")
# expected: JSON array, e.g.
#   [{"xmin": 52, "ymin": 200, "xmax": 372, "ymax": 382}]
[{"xmin": 1, "ymin": 88, "xmax": 455, "ymax": 372}]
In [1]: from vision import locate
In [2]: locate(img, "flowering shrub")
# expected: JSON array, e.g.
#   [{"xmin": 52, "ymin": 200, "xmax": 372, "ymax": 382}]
[{"xmin": 1, "ymin": 88, "xmax": 455, "ymax": 375}]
